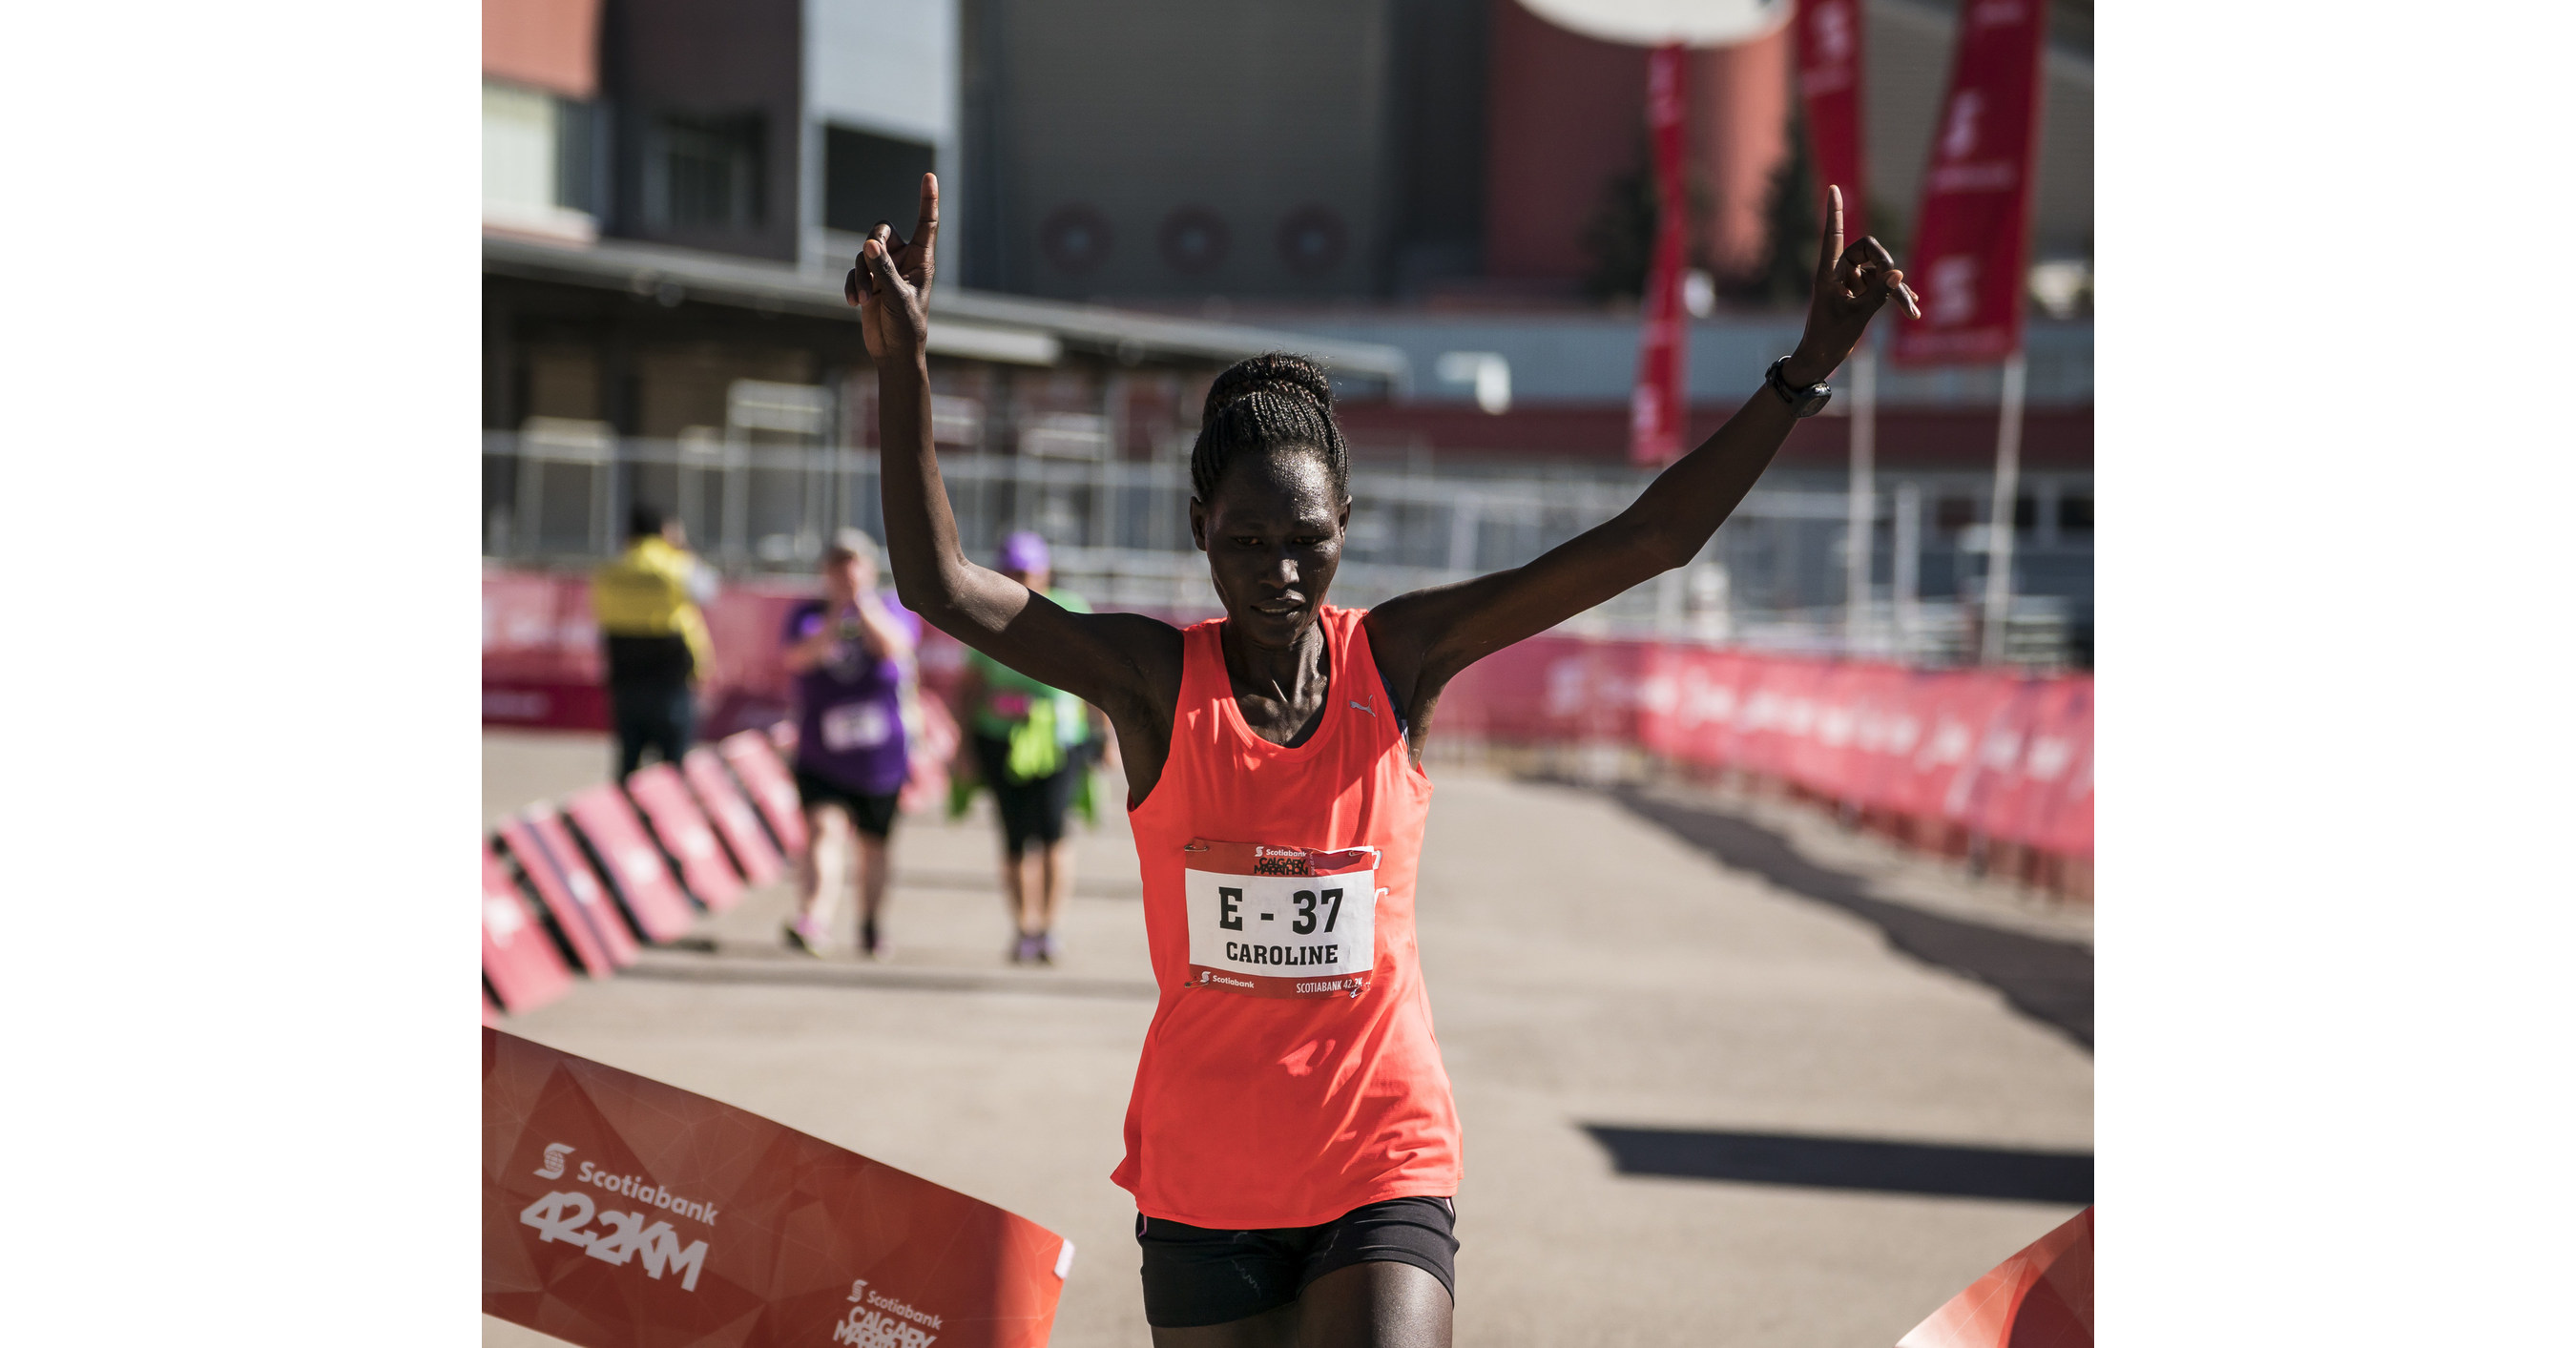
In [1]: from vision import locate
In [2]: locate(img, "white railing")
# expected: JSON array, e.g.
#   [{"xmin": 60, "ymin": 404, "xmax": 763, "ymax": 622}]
[{"xmin": 482, "ymin": 431, "xmax": 2084, "ymax": 667}]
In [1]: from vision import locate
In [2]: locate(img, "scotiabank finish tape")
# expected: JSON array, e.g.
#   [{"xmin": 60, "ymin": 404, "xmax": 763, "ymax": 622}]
[
  {"xmin": 485, "ymin": 1028, "xmax": 1070, "ymax": 1348},
  {"xmin": 1896, "ymin": 1206, "xmax": 2091, "ymax": 1348}
]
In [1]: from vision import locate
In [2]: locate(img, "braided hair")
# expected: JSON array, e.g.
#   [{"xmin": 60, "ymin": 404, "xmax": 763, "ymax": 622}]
[{"xmin": 1188, "ymin": 353, "xmax": 1350, "ymax": 505}]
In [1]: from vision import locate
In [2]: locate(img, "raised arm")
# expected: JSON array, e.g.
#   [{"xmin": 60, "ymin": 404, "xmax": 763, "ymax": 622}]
[
  {"xmin": 1367, "ymin": 186, "xmax": 1911, "ymax": 721},
  {"xmin": 847, "ymin": 176, "xmax": 1181, "ymax": 728}
]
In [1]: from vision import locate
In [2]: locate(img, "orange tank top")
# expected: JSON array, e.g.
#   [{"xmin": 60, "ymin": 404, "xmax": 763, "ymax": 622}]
[{"xmin": 1113, "ymin": 606, "xmax": 1460, "ymax": 1230}]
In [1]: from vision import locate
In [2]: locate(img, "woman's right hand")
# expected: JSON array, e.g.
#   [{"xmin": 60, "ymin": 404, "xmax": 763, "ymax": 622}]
[{"xmin": 845, "ymin": 173, "xmax": 939, "ymax": 362}]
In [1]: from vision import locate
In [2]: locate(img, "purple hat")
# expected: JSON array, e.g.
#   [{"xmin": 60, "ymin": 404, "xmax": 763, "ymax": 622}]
[{"xmin": 997, "ymin": 530, "xmax": 1051, "ymax": 573}]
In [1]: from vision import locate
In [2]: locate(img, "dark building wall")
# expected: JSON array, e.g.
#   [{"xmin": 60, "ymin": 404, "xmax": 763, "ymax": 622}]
[
  {"xmin": 977, "ymin": 0, "xmax": 1397, "ymax": 301},
  {"xmin": 1384, "ymin": 0, "xmax": 1490, "ymax": 294},
  {"xmin": 601, "ymin": 0, "xmax": 803, "ymax": 262}
]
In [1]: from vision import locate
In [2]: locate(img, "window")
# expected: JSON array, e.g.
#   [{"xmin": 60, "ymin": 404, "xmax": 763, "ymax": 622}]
[
  {"xmin": 2013, "ymin": 495, "xmax": 2039, "ymax": 533},
  {"xmin": 2058, "ymin": 494, "xmax": 2092, "ymax": 534},
  {"xmin": 825, "ymin": 126, "xmax": 936, "ymax": 235},
  {"xmin": 651, "ymin": 113, "xmax": 763, "ymax": 230},
  {"xmin": 483, "ymin": 81, "xmax": 598, "ymax": 233}
]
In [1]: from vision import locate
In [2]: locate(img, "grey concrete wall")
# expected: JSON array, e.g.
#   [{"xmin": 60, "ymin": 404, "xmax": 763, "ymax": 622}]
[{"xmin": 978, "ymin": 0, "xmax": 1398, "ymax": 301}]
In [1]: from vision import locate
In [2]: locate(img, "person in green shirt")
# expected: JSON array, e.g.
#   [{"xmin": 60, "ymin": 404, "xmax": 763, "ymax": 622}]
[{"xmin": 953, "ymin": 531, "xmax": 1102, "ymax": 964}]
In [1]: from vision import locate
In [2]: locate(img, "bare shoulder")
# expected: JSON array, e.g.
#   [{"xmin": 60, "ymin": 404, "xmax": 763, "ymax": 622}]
[{"xmin": 1066, "ymin": 609, "xmax": 1190, "ymax": 718}]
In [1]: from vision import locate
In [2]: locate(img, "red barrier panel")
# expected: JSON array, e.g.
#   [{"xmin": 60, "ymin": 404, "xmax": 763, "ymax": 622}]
[
  {"xmin": 486, "ymin": 1028, "xmax": 1071, "ymax": 1348},
  {"xmin": 484, "ymin": 572, "xmax": 607, "ymax": 731},
  {"xmin": 1958, "ymin": 675, "xmax": 2093, "ymax": 850},
  {"xmin": 1444, "ymin": 635, "xmax": 2092, "ymax": 866},
  {"xmin": 719, "ymin": 730, "xmax": 810, "ymax": 860},
  {"xmin": 486, "ymin": 571, "xmax": 2092, "ymax": 866},
  {"xmin": 681, "ymin": 748, "xmax": 786, "ymax": 887},
  {"xmin": 484, "ymin": 848, "xmax": 574, "ymax": 1014},
  {"xmin": 499, "ymin": 813, "xmax": 640, "ymax": 976},
  {"xmin": 627, "ymin": 763, "xmax": 745, "ymax": 913},
  {"xmin": 564, "ymin": 784, "xmax": 700, "ymax": 944}
]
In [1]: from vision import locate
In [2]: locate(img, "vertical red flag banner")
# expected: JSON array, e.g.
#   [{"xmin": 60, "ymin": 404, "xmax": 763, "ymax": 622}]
[
  {"xmin": 1889, "ymin": 0, "xmax": 2048, "ymax": 365},
  {"xmin": 1794, "ymin": 0, "xmax": 1866, "ymax": 237},
  {"xmin": 1627, "ymin": 42, "xmax": 1691, "ymax": 467},
  {"xmin": 486, "ymin": 1028, "xmax": 1071, "ymax": 1348}
]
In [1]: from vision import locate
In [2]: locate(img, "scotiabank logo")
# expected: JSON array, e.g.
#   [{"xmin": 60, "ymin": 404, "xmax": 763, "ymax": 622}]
[
  {"xmin": 534, "ymin": 1142, "xmax": 574, "ymax": 1179},
  {"xmin": 838, "ymin": 1279, "xmax": 943, "ymax": 1347}
]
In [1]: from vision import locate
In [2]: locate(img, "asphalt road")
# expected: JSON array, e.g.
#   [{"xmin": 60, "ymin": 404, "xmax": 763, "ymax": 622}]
[{"xmin": 482, "ymin": 731, "xmax": 2090, "ymax": 1347}]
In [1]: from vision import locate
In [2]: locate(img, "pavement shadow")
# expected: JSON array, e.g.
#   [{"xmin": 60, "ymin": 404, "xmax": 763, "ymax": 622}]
[
  {"xmin": 1583, "ymin": 1125, "xmax": 2092, "ymax": 1205},
  {"xmin": 1606, "ymin": 786, "xmax": 2093, "ymax": 1049}
]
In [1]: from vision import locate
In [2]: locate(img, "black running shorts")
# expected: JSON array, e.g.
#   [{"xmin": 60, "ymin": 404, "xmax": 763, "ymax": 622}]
[
  {"xmin": 968, "ymin": 733, "xmax": 1083, "ymax": 855},
  {"xmin": 1134, "ymin": 1195, "xmax": 1457, "ymax": 1328},
  {"xmin": 792, "ymin": 767, "xmax": 900, "ymax": 839}
]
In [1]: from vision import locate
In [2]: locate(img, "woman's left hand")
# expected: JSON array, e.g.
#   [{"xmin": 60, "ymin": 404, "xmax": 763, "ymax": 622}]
[{"xmin": 1782, "ymin": 184, "xmax": 1917, "ymax": 386}]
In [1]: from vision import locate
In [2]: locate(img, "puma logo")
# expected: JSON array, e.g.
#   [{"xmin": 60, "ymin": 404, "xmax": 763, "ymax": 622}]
[{"xmin": 1349, "ymin": 700, "xmax": 1376, "ymax": 716}]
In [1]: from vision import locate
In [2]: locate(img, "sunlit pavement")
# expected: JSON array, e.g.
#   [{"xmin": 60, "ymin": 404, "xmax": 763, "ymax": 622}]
[{"xmin": 483, "ymin": 731, "xmax": 2089, "ymax": 1348}]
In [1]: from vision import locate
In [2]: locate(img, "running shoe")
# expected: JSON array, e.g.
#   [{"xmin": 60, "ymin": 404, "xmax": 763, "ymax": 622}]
[
  {"xmin": 1010, "ymin": 933, "xmax": 1038, "ymax": 964},
  {"xmin": 1036, "ymin": 932, "xmax": 1059, "ymax": 965},
  {"xmin": 784, "ymin": 919, "xmax": 828, "ymax": 957},
  {"xmin": 860, "ymin": 918, "xmax": 883, "ymax": 959}
]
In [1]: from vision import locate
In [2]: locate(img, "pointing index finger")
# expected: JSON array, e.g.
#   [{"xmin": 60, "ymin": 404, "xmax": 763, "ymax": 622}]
[
  {"xmin": 1818, "ymin": 185, "xmax": 1844, "ymax": 281},
  {"xmin": 913, "ymin": 173, "xmax": 941, "ymax": 263}
]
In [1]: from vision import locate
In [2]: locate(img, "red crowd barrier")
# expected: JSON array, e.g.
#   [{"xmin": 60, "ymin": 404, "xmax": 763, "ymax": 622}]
[
  {"xmin": 486, "ymin": 729, "xmax": 826, "ymax": 1025},
  {"xmin": 1440, "ymin": 633, "xmax": 2093, "ymax": 876},
  {"xmin": 682, "ymin": 747, "xmax": 786, "ymax": 887},
  {"xmin": 487, "ymin": 569, "xmax": 2089, "ymax": 901},
  {"xmin": 565, "ymin": 784, "xmax": 701, "ymax": 944},
  {"xmin": 484, "ymin": 847, "xmax": 573, "ymax": 1014},
  {"xmin": 719, "ymin": 729, "xmax": 811, "ymax": 859},
  {"xmin": 498, "ymin": 812, "xmax": 640, "ymax": 976},
  {"xmin": 627, "ymin": 762, "xmax": 745, "ymax": 914}
]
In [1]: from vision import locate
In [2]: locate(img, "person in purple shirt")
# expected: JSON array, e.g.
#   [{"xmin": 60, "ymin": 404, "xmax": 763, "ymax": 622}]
[{"xmin": 780, "ymin": 529, "xmax": 920, "ymax": 957}]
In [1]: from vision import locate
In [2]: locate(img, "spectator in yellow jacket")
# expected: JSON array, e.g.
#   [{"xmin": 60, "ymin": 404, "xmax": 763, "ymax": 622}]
[{"xmin": 592, "ymin": 504, "xmax": 717, "ymax": 776}]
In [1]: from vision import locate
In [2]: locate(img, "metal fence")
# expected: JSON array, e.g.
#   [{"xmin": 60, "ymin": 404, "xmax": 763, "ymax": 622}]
[{"xmin": 483, "ymin": 430, "xmax": 2083, "ymax": 668}]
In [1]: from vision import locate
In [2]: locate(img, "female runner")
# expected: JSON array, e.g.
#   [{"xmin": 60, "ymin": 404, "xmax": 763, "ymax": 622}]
[{"xmin": 852, "ymin": 175, "xmax": 1911, "ymax": 1346}]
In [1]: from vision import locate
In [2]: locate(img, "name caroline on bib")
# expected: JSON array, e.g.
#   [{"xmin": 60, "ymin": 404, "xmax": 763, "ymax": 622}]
[{"xmin": 1182, "ymin": 840, "xmax": 1381, "ymax": 999}]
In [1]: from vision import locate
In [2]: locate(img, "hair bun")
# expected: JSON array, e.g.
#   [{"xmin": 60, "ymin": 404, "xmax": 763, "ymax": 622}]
[{"xmin": 1202, "ymin": 351, "xmax": 1332, "ymax": 423}]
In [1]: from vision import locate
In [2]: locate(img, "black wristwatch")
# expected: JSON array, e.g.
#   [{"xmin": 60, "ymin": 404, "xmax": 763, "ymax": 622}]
[{"xmin": 1765, "ymin": 357, "xmax": 1833, "ymax": 417}]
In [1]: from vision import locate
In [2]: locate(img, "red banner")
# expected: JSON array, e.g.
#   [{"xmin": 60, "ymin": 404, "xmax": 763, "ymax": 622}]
[
  {"xmin": 486, "ymin": 1028, "xmax": 1070, "ymax": 1348},
  {"xmin": 628, "ymin": 763, "xmax": 746, "ymax": 914},
  {"xmin": 1795, "ymin": 0, "xmax": 1866, "ymax": 238},
  {"xmin": 1628, "ymin": 42, "xmax": 1691, "ymax": 467},
  {"xmin": 1889, "ymin": 0, "xmax": 2048, "ymax": 365},
  {"xmin": 500, "ymin": 811, "xmax": 641, "ymax": 977},
  {"xmin": 1437, "ymin": 633, "xmax": 2091, "ymax": 862},
  {"xmin": 565, "ymin": 784, "xmax": 700, "ymax": 944},
  {"xmin": 485, "ymin": 848, "xmax": 574, "ymax": 1014}
]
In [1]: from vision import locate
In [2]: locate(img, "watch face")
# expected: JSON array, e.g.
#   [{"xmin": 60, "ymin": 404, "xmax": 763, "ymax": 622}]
[{"xmin": 1797, "ymin": 387, "xmax": 1833, "ymax": 417}]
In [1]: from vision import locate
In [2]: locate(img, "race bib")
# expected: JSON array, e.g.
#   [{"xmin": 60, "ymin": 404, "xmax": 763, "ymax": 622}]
[
  {"xmin": 1182, "ymin": 840, "xmax": 1381, "ymax": 999},
  {"xmin": 821, "ymin": 701, "xmax": 893, "ymax": 752}
]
